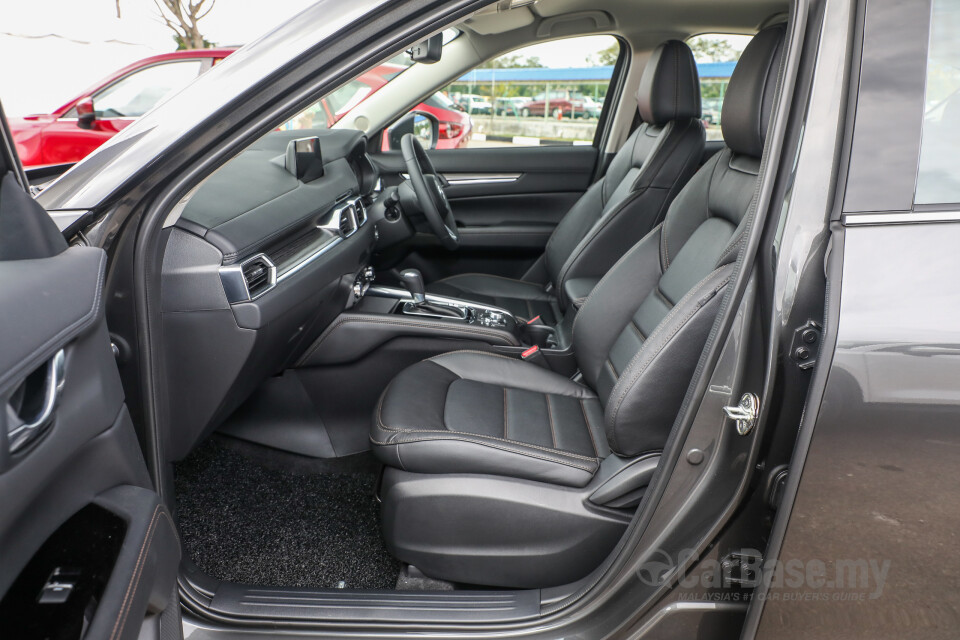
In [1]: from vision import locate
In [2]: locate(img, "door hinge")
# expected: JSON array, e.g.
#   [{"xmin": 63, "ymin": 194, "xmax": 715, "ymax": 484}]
[
  {"xmin": 721, "ymin": 551, "xmax": 763, "ymax": 588},
  {"xmin": 723, "ymin": 393, "xmax": 759, "ymax": 436},
  {"xmin": 790, "ymin": 320, "xmax": 822, "ymax": 370}
]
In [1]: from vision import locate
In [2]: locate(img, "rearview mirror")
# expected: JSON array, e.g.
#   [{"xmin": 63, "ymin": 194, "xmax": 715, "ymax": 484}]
[
  {"xmin": 387, "ymin": 111, "xmax": 439, "ymax": 151},
  {"xmin": 76, "ymin": 97, "xmax": 96, "ymax": 130},
  {"xmin": 408, "ymin": 33, "xmax": 443, "ymax": 64}
]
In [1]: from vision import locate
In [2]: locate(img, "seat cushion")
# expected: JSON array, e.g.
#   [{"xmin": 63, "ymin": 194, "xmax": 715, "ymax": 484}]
[
  {"xmin": 426, "ymin": 273, "xmax": 560, "ymax": 323},
  {"xmin": 371, "ymin": 351, "xmax": 609, "ymax": 487}
]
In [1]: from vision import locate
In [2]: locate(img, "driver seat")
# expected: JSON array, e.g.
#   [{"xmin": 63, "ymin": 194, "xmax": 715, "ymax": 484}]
[
  {"xmin": 372, "ymin": 25, "xmax": 786, "ymax": 588},
  {"xmin": 426, "ymin": 40, "xmax": 705, "ymax": 323}
]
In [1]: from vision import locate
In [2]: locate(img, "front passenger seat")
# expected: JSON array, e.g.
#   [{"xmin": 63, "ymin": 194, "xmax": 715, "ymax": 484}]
[
  {"xmin": 371, "ymin": 25, "xmax": 786, "ymax": 589},
  {"xmin": 427, "ymin": 40, "xmax": 705, "ymax": 323}
]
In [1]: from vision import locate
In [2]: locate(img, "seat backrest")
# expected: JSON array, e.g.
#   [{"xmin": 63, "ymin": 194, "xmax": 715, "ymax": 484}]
[
  {"xmin": 543, "ymin": 40, "xmax": 705, "ymax": 308},
  {"xmin": 571, "ymin": 24, "xmax": 787, "ymax": 457}
]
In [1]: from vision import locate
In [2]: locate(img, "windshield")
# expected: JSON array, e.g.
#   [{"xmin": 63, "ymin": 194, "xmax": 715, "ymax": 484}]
[{"xmin": 280, "ymin": 30, "xmax": 459, "ymax": 131}]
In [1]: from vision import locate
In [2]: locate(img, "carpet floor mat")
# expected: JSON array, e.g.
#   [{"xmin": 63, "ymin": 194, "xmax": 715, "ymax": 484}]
[{"xmin": 174, "ymin": 437, "xmax": 399, "ymax": 589}]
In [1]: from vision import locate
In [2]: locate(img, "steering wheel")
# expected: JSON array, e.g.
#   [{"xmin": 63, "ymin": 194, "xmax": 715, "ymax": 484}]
[{"xmin": 400, "ymin": 133, "xmax": 459, "ymax": 250}]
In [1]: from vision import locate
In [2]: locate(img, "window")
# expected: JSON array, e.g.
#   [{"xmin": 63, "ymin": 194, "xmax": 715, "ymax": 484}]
[
  {"xmin": 277, "ymin": 32, "xmax": 617, "ymax": 150},
  {"xmin": 280, "ymin": 57, "xmax": 413, "ymax": 131},
  {"xmin": 916, "ymin": 0, "xmax": 960, "ymax": 204},
  {"xmin": 279, "ymin": 29, "xmax": 459, "ymax": 132},
  {"xmin": 385, "ymin": 35, "xmax": 620, "ymax": 150},
  {"xmin": 91, "ymin": 60, "xmax": 203, "ymax": 118},
  {"xmin": 686, "ymin": 34, "xmax": 752, "ymax": 141}
]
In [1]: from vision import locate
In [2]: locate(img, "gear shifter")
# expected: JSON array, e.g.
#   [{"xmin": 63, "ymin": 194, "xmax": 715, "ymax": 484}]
[
  {"xmin": 400, "ymin": 269, "xmax": 426, "ymax": 305},
  {"xmin": 398, "ymin": 268, "xmax": 464, "ymax": 319}
]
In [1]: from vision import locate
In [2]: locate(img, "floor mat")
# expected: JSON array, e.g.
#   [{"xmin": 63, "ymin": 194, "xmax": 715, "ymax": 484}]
[{"xmin": 174, "ymin": 437, "xmax": 400, "ymax": 590}]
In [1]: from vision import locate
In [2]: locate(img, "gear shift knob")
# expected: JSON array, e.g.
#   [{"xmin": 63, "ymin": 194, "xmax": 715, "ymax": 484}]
[{"xmin": 399, "ymin": 269, "xmax": 426, "ymax": 305}]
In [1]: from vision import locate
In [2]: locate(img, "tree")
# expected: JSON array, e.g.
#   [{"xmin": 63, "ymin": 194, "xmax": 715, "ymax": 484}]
[
  {"xmin": 589, "ymin": 43, "xmax": 619, "ymax": 66},
  {"xmin": 115, "ymin": 0, "xmax": 217, "ymax": 50},
  {"xmin": 688, "ymin": 37, "xmax": 742, "ymax": 63}
]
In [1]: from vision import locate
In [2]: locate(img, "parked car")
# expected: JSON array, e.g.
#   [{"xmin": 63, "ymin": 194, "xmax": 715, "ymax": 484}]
[
  {"xmin": 3, "ymin": 1, "xmax": 958, "ymax": 639},
  {"xmin": 456, "ymin": 93, "xmax": 492, "ymax": 114},
  {"xmin": 8, "ymin": 49, "xmax": 234, "ymax": 167},
  {"xmin": 520, "ymin": 90, "xmax": 600, "ymax": 118},
  {"xmin": 701, "ymin": 97, "xmax": 723, "ymax": 124},
  {"xmin": 494, "ymin": 96, "xmax": 527, "ymax": 116}
]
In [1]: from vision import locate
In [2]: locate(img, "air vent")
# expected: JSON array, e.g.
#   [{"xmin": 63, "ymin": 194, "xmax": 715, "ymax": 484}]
[
  {"xmin": 241, "ymin": 254, "xmax": 276, "ymax": 298},
  {"xmin": 339, "ymin": 205, "xmax": 358, "ymax": 238},
  {"xmin": 355, "ymin": 200, "xmax": 367, "ymax": 225}
]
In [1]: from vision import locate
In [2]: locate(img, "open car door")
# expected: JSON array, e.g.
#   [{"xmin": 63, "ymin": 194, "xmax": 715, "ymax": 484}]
[{"xmin": 0, "ymin": 102, "xmax": 182, "ymax": 639}]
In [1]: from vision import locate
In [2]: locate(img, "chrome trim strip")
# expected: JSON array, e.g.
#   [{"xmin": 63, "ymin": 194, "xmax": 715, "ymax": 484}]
[
  {"xmin": 399, "ymin": 172, "xmax": 521, "ymax": 185},
  {"xmin": 276, "ymin": 235, "xmax": 343, "ymax": 283},
  {"xmin": 366, "ymin": 285, "xmax": 516, "ymax": 321},
  {"xmin": 8, "ymin": 349, "xmax": 65, "ymax": 453},
  {"xmin": 218, "ymin": 195, "xmax": 365, "ymax": 303},
  {"xmin": 842, "ymin": 210, "xmax": 960, "ymax": 226},
  {"xmin": 445, "ymin": 173, "xmax": 522, "ymax": 186}
]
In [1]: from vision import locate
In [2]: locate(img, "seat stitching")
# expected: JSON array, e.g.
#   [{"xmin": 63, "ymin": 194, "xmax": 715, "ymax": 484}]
[
  {"xmin": 609, "ymin": 267, "xmax": 731, "ymax": 436},
  {"xmin": 428, "ymin": 349, "xmax": 519, "ymax": 364},
  {"xmin": 630, "ymin": 319, "xmax": 646, "ymax": 340},
  {"xmin": 654, "ymin": 286, "xmax": 673, "ymax": 307},
  {"xmin": 376, "ymin": 410, "xmax": 599, "ymax": 462},
  {"xmin": 427, "ymin": 350, "xmax": 598, "ymax": 399},
  {"xmin": 545, "ymin": 394, "xmax": 557, "ymax": 448},
  {"xmin": 370, "ymin": 434, "xmax": 596, "ymax": 473},
  {"xmin": 606, "ymin": 358, "xmax": 618, "ymax": 379},
  {"xmin": 580, "ymin": 399, "xmax": 599, "ymax": 456},
  {"xmin": 503, "ymin": 387, "xmax": 509, "ymax": 439}
]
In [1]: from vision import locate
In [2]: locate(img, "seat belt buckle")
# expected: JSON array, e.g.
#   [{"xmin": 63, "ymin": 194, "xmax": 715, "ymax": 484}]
[
  {"xmin": 526, "ymin": 315, "xmax": 543, "ymax": 326},
  {"xmin": 521, "ymin": 345, "xmax": 551, "ymax": 370}
]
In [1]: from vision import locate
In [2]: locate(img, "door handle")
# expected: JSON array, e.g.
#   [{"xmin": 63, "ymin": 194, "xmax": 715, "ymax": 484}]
[{"xmin": 8, "ymin": 349, "xmax": 66, "ymax": 453}]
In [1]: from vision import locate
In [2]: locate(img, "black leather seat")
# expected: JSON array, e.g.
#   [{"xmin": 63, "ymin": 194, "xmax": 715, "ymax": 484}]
[
  {"xmin": 426, "ymin": 40, "xmax": 705, "ymax": 323},
  {"xmin": 372, "ymin": 25, "xmax": 786, "ymax": 588}
]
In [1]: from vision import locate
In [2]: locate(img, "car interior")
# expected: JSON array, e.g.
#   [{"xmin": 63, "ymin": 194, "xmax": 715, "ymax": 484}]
[{"xmin": 147, "ymin": 0, "xmax": 792, "ymax": 624}]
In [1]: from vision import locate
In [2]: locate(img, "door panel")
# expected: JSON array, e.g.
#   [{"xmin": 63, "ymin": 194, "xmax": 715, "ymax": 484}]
[
  {"xmin": 0, "ymin": 103, "xmax": 181, "ymax": 639},
  {"xmin": 0, "ymin": 249, "xmax": 181, "ymax": 640},
  {"xmin": 373, "ymin": 145, "xmax": 597, "ymax": 282}
]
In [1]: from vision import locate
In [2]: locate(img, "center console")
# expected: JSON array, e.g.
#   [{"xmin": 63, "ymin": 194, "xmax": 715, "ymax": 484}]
[{"xmin": 341, "ymin": 268, "xmax": 572, "ymax": 370}]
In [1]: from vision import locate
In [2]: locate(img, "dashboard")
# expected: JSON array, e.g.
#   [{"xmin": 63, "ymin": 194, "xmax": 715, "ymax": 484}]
[{"xmin": 160, "ymin": 128, "xmax": 381, "ymax": 460}]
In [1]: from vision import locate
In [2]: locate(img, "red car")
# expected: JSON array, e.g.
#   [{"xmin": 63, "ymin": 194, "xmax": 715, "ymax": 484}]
[
  {"xmin": 520, "ymin": 90, "xmax": 600, "ymax": 119},
  {"xmin": 10, "ymin": 49, "xmax": 234, "ymax": 167},
  {"xmin": 310, "ymin": 63, "xmax": 472, "ymax": 150}
]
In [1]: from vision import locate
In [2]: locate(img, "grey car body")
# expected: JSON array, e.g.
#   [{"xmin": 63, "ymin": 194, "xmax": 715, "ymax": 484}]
[{"xmin": 1, "ymin": 0, "xmax": 957, "ymax": 638}]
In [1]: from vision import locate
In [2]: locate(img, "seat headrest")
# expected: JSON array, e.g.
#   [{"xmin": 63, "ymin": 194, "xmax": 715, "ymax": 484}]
[
  {"xmin": 636, "ymin": 40, "xmax": 701, "ymax": 126},
  {"xmin": 721, "ymin": 24, "xmax": 787, "ymax": 157}
]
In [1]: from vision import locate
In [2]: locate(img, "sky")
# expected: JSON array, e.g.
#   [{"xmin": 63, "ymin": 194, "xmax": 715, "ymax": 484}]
[
  {"xmin": 0, "ymin": 1, "xmax": 628, "ymax": 116},
  {"xmin": 0, "ymin": 0, "xmax": 319, "ymax": 116},
  {"xmin": 0, "ymin": 1, "xmax": 746, "ymax": 117}
]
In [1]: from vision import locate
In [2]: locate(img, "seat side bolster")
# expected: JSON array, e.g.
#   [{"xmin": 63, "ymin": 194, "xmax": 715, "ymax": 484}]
[
  {"xmin": 572, "ymin": 227, "xmax": 664, "ymax": 392},
  {"xmin": 605, "ymin": 265, "xmax": 732, "ymax": 456}
]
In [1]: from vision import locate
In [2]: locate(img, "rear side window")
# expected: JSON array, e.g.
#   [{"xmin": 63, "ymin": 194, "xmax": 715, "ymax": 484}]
[
  {"xmin": 916, "ymin": 0, "xmax": 960, "ymax": 204},
  {"xmin": 685, "ymin": 34, "xmax": 752, "ymax": 141}
]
